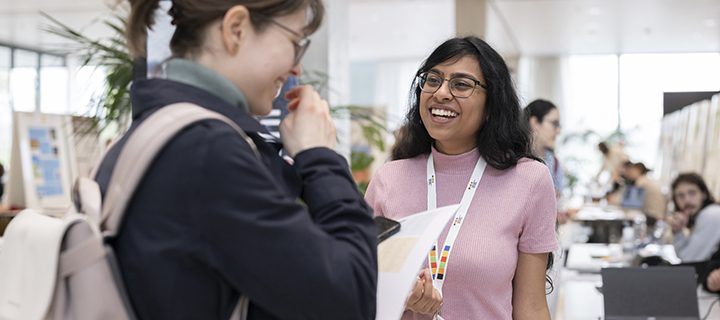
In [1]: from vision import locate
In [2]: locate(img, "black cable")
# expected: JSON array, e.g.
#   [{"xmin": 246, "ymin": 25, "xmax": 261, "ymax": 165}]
[{"xmin": 702, "ymin": 297, "xmax": 720, "ymax": 320}]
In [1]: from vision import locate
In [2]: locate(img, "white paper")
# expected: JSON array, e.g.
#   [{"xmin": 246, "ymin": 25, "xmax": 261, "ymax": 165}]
[
  {"xmin": 376, "ymin": 205, "xmax": 458, "ymax": 320},
  {"xmin": 565, "ymin": 243, "xmax": 625, "ymax": 272}
]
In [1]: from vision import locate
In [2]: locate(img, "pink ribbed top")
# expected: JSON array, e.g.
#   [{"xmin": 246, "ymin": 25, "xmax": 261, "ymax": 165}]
[{"xmin": 365, "ymin": 147, "xmax": 558, "ymax": 319}]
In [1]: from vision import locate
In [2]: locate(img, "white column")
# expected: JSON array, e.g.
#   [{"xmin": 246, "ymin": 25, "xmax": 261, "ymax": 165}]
[
  {"xmin": 517, "ymin": 56, "xmax": 565, "ymax": 110},
  {"xmin": 455, "ymin": 0, "xmax": 487, "ymax": 37},
  {"xmin": 302, "ymin": 0, "xmax": 351, "ymax": 162}
]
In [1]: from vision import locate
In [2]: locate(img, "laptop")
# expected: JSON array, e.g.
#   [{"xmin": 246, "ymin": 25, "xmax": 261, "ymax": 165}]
[{"xmin": 601, "ymin": 267, "xmax": 700, "ymax": 320}]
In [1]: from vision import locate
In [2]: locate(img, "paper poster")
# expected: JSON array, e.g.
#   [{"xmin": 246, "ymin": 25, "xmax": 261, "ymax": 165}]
[
  {"xmin": 6, "ymin": 112, "xmax": 74, "ymax": 210},
  {"xmin": 28, "ymin": 127, "xmax": 63, "ymax": 198}
]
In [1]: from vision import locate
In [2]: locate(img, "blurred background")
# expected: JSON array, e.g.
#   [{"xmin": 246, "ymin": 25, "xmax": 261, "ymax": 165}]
[
  {"xmin": 1, "ymin": 0, "xmax": 718, "ymax": 200},
  {"xmin": 1, "ymin": 0, "xmax": 720, "ymax": 318}
]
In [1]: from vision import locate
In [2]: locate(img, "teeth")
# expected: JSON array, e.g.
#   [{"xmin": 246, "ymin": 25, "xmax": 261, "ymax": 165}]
[{"xmin": 431, "ymin": 108, "xmax": 458, "ymax": 118}]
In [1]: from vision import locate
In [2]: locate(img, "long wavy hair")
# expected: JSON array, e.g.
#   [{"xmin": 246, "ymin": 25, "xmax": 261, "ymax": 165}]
[
  {"xmin": 391, "ymin": 36, "xmax": 554, "ymax": 292},
  {"xmin": 391, "ymin": 36, "xmax": 538, "ymax": 170},
  {"xmin": 671, "ymin": 173, "xmax": 717, "ymax": 229}
]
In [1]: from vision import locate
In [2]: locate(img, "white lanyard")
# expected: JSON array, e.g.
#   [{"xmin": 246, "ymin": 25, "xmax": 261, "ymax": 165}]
[{"xmin": 426, "ymin": 153, "xmax": 486, "ymax": 292}]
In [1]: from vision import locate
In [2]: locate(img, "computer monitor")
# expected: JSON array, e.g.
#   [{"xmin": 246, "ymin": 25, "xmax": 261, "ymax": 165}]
[
  {"xmin": 601, "ymin": 267, "xmax": 700, "ymax": 320},
  {"xmin": 621, "ymin": 185, "xmax": 646, "ymax": 209}
]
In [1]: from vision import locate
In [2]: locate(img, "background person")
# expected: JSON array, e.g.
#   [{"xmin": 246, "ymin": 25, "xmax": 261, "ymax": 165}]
[
  {"xmin": 622, "ymin": 162, "xmax": 666, "ymax": 225},
  {"xmin": 667, "ymin": 173, "xmax": 720, "ymax": 262}
]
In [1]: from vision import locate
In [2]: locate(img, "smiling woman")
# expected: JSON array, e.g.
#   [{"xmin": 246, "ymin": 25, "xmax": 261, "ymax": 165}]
[
  {"xmin": 91, "ymin": 0, "xmax": 378, "ymax": 319},
  {"xmin": 366, "ymin": 36, "xmax": 558, "ymax": 319}
]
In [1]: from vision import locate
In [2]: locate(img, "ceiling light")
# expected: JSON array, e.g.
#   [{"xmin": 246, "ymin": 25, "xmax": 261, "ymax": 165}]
[{"xmin": 588, "ymin": 7, "xmax": 602, "ymax": 16}]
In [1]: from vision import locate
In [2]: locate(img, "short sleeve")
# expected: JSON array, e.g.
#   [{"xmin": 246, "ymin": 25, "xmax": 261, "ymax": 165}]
[{"xmin": 518, "ymin": 168, "xmax": 558, "ymax": 253}]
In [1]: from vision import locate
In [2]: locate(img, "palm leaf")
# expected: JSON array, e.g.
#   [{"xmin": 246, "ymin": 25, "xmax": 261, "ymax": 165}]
[{"xmin": 41, "ymin": 11, "xmax": 133, "ymax": 135}]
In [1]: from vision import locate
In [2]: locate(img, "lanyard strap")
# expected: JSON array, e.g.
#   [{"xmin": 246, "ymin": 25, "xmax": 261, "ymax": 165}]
[{"xmin": 426, "ymin": 153, "xmax": 486, "ymax": 292}]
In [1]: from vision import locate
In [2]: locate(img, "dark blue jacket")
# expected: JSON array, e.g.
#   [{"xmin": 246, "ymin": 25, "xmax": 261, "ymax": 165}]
[{"xmin": 95, "ymin": 79, "xmax": 377, "ymax": 319}]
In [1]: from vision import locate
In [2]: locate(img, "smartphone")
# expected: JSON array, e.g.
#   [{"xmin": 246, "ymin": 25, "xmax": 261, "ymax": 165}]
[{"xmin": 375, "ymin": 216, "xmax": 401, "ymax": 243}]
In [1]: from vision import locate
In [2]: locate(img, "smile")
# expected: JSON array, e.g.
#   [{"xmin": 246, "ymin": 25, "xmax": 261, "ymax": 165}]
[{"xmin": 430, "ymin": 108, "xmax": 459, "ymax": 118}]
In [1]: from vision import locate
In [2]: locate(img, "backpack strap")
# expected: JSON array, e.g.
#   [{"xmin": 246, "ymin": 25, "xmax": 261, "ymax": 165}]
[{"xmin": 100, "ymin": 103, "xmax": 259, "ymax": 238}]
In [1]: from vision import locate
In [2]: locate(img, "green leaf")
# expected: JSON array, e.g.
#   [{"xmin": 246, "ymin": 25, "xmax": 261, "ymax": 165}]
[{"xmin": 41, "ymin": 10, "xmax": 133, "ymax": 135}]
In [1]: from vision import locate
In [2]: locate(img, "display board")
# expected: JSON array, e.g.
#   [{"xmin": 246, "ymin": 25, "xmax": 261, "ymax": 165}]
[
  {"xmin": 5, "ymin": 112, "xmax": 75, "ymax": 211},
  {"xmin": 658, "ymin": 94, "xmax": 720, "ymax": 201}
]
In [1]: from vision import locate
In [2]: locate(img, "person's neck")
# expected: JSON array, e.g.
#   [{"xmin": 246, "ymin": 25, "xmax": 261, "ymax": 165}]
[
  {"xmin": 534, "ymin": 144, "xmax": 546, "ymax": 160},
  {"xmin": 434, "ymin": 141, "xmax": 475, "ymax": 155}
]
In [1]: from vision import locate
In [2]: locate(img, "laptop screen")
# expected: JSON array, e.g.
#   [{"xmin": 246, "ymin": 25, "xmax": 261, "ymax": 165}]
[{"xmin": 601, "ymin": 267, "xmax": 700, "ymax": 320}]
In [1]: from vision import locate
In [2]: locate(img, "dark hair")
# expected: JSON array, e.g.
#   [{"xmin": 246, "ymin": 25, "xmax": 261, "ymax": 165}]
[
  {"xmin": 391, "ymin": 36, "xmax": 538, "ymax": 170},
  {"xmin": 126, "ymin": 0, "xmax": 324, "ymax": 58},
  {"xmin": 671, "ymin": 173, "xmax": 716, "ymax": 215},
  {"xmin": 390, "ymin": 36, "xmax": 553, "ymax": 292},
  {"xmin": 631, "ymin": 162, "xmax": 651, "ymax": 175},
  {"xmin": 598, "ymin": 142, "xmax": 609, "ymax": 155},
  {"xmin": 524, "ymin": 99, "xmax": 557, "ymax": 124}
]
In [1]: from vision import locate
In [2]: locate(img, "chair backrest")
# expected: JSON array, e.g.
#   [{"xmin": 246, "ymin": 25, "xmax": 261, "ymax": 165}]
[{"xmin": 0, "ymin": 103, "xmax": 256, "ymax": 320}]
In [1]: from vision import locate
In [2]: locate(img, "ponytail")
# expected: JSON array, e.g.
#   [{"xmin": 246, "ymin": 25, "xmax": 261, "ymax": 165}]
[
  {"xmin": 127, "ymin": 0, "xmax": 161, "ymax": 58},
  {"xmin": 124, "ymin": 0, "xmax": 324, "ymax": 59}
]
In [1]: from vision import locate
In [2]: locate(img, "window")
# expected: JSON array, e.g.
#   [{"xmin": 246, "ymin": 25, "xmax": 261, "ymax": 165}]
[
  {"xmin": 0, "ymin": 47, "xmax": 10, "ymax": 167},
  {"xmin": 40, "ymin": 55, "xmax": 69, "ymax": 114},
  {"xmin": 619, "ymin": 53, "xmax": 720, "ymax": 168},
  {"xmin": 10, "ymin": 49, "xmax": 39, "ymax": 112}
]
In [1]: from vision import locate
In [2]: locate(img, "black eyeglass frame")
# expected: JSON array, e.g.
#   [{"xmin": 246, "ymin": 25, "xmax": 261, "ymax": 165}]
[
  {"xmin": 253, "ymin": 13, "xmax": 311, "ymax": 66},
  {"xmin": 416, "ymin": 71, "xmax": 487, "ymax": 98}
]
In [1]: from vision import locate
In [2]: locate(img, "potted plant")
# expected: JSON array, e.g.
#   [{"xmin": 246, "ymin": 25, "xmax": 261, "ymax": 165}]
[{"xmin": 43, "ymin": 12, "xmax": 390, "ymax": 191}]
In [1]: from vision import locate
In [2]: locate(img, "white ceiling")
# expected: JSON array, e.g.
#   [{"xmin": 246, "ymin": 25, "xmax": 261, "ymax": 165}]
[
  {"xmin": 1, "ymin": 0, "xmax": 718, "ymax": 57},
  {"xmin": 0, "ymin": 0, "xmax": 116, "ymax": 53},
  {"xmin": 348, "ymin": 0, "xmax": 455, "ymax": 61},
  {"xmin": 486, "ymin": 0, "xmax": 720, "ymax": 56}
]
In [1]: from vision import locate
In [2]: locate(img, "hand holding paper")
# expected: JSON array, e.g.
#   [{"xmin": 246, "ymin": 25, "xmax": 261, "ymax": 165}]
[
  {"xmin": 376, "ymin": 205, "xmax": 458, "ymax": 320},
  {"xmin": 405, "ymin": 269, "xmax": 442, "ymax": 315}
]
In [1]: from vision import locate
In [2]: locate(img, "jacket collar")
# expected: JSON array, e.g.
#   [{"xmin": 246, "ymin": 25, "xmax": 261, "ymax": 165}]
[
  {"xmin": 163, "ymin": 58, "xmax": 249, "ymax": 113},
  {"xmin": 130, "ymin": 78, "xmax": 268, "ymax": 134}
]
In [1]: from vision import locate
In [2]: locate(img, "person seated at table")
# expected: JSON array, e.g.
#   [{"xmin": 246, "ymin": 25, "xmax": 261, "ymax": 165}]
[
  {"xmin": 703, "ymin": 248, "xmax": 720, "ymax": 294},
  {"xmin": 622, "ymin": 162, "xmax": 666, "ymax": 226},
  {"xmin": 596, "ymin": 141, "xmax": 628, "ymax": 184},
  {"xmin": 667, "ymin": 173, "xmax": 720, "ymax": 262}
]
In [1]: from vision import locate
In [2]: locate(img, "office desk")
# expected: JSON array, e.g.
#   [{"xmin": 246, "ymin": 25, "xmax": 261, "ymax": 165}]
[
  {"xmin": 566, "ymin": 243, "xmax": 682, "ymax": 273},
  {"xmin": 573, "ymin": 205, "xmax": 645, "ymax": 243}
]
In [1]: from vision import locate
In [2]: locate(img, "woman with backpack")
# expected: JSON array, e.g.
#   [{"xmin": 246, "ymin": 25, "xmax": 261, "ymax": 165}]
[{"xmin": 95, "ymin": 1, "xmax": 377, "ymax": 319}]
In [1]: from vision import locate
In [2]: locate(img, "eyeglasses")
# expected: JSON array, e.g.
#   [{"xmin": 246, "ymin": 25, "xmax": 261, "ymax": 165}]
[
  {"xmin": 417, "ymin": 71, "xmax": 486, "ymax": 98},
  {"xmin": 546, "ymin": 120, "xmax": 561, "ymax": 129},
  {"xmin": 253, "ymin": 13, "xmax": 311, "ymax": 66}
]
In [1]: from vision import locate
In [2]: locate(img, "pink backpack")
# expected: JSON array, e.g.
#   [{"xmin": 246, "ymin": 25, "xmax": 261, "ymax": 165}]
[{"xmin": 0, "ymin": 103, "xmax": 256, "ymax": 320}]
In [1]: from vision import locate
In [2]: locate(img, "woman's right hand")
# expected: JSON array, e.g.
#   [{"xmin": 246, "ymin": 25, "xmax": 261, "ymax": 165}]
[
  {"xmin": 707, "ymin": 269, "xmax": 720, "ymax": 292},
  {"xmin": 280, "ymin": 85, "xmax": 336, "ymax": 157},
  {"xmin": 405, "ymin": 269, "xmax": 443, "ymax": 315}
]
